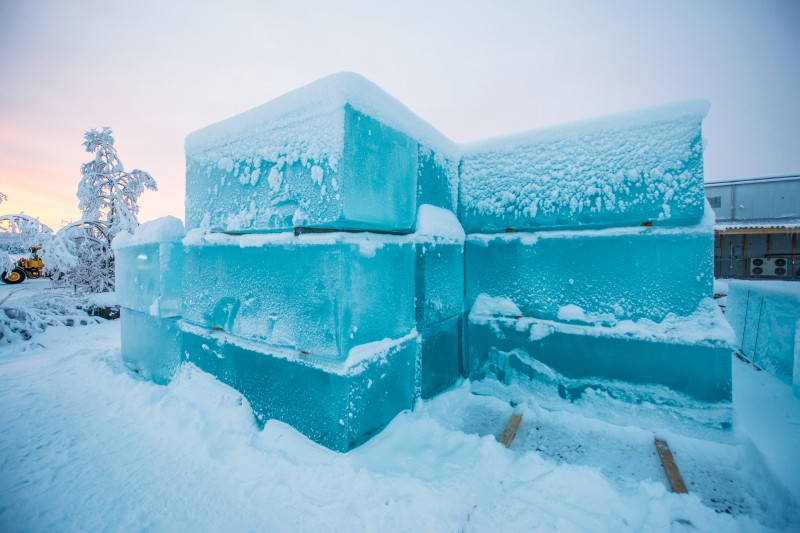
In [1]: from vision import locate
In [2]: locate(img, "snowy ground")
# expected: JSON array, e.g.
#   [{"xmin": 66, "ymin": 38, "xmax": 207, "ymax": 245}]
[{"xmin": 1, "ymin": 284, "xmax": 799, "ymax": 531}]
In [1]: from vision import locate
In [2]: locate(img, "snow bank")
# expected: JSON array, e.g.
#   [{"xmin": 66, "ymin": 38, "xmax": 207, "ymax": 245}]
[{"xmin": 1, "ymin": 320, "xmax": 794, "ymax": 531}]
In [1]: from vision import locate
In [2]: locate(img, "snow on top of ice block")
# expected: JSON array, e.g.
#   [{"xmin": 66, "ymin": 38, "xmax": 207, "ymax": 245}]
[
  {"xmin": 186, "ymin": 72, "xmax": 458, "ymax": 164},
  {"xmin": 471, "ymin": 298, "xmax": 735, "ymax": 347},
  {"xmin": 460, "ymin": 100, "xmax": 709, "ymax": 226},
  {"xmin": 414, "ymin": 204, "xmax": 465, "ymax": 242},
  {"xmin": 344, "ymin": 329, "xmax": 419, "ymax": 369},
  {"xmin": 182, "ymin": 322, "xmax": 416, "ymax": 375},
  {"xmin": 471, "ymin": 294, "xmax": 522, "ymax": 317},
  {"xmin": 462, "ymin": 100, "xmax": 709, "ymax": 154},
  {"xmin": 184, "ymin": 205, "xmax": 464, "ymax": 252},
  {"xmin": 112, "ymin": 216, "xmax": 185, "ymax": 249},
  {"xmin": 466, "ymin": 213, "xmax": 713, "ymax": 247}
]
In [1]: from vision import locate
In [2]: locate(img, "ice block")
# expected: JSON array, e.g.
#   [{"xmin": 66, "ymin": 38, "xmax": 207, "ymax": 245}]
[
  {"xmin": 185, "ymin": 73, "xmax": 458, "ymax": 233},
  {"xmin": 419, "ymin": 315, "xmax": 462, "ymax": 399},
  {"xmin": 113, "ymin": 217, "xmax": 185, "ymax": 318},
  {"xmin": 466, "ymin": 304, "xmax": 733, "ymax": 402},
  {"xmin": 181, "ymin": 231, "xmax": 415, "ymax": 362},
  {"xmin": 466, "ymin": 224, "xmax": 713, "ymax": 324},
  {"xmin": 182, "ymin": 325, "xmax": 419, "ymax": 452},
  {"xmin": 415, "ymin": 239, "xmax": 464, "ymax": 329},
  {"xmin": 120, "ymin": 307, "xmax": 182, "ymax": 385},
  {"xmin": 459, "ymin": 100, "xmax": 709, "ymax": 233}
]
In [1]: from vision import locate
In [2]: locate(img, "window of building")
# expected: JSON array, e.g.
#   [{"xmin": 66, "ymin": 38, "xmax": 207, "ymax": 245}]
[{"xmin": 707, "ymin": 195, "xmax": 722, "ymax": 208}]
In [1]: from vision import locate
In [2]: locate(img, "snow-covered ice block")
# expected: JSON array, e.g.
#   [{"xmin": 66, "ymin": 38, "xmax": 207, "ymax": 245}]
[
  {"xmin": 466, "ymin": 223, "xmax": 713, "ymax": 324},
  {"xmin": 182, "ymin": 325, "xmax": 418, "ymax": 452},
  {"xmin": 120, "ymin": 308, "xmax": 182, "ymax": 385},
  {"xmin": 726, "ymin": 281, "xmax": 800, "ymax": 389},
  {"xmin": 185, "ymin": 73, "xmax": 459, "ymax": 233},
  {"xmin": 415, "ymin": 206, "xmax": 465, "ymax": 329},
  {"xmin": 459, "ymin": 100, "xmax": 709, "ymax": 233},
  {"xmin": 420, "ymin": 315, "xmax": 462, "ymax": 399},
  {"xmin": 182, "ymin": 231, "xmax": 415, "ymax": 362},
  {"xmin": 467, "ymin": 302, "xmax": 733, "ymax": 402},
  {"xmin": 113, "ymin": 217, "xmax": 185, "ymax": 318}
]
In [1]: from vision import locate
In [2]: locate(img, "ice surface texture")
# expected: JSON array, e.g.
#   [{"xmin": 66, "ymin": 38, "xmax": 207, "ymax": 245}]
[
  {"xmin": 182, "ymin": 232, "xmax": 415, "ymax": 362},
  {"xmin": 120, "ymin": 308, "xmax": 182, "ymax": 385},
  {"xmin": 115, "ymin": 242, "xmax": 183, "ymax": 318},
  {"xmin": 185, "ymin": 73, "xmax": 458, "ymax": 233},
  {"xmin": 466, "ymin": 226, "xmax": 713, "ymax": 323},
  {"xmin": 467, "ymin": 314, "xmax": 732, "ymax": 402},
  {"xmin": 459, "ymin": 101, "xmax": 709, "ymax": 233},
  {"xmin": 726, "ymin": 281, "xmax": 800, "ymax": 392},
  {"xmin": 419, "ymin": 315, "xmax": 462, "ymax": 399},
  {"xmin": 182, "ymin": 326, "xmax": 418, "ymax": 452},
  {"xmin": 416, "ymin": 238, "xmax": 464, "ymax": 329}
]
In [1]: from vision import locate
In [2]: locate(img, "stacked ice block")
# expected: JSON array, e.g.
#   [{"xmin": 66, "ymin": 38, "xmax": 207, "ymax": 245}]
[
  {"xmin": 114, "ymin": 216, "xmax": 185, "ymax": 385},
  {"xmin": 178, "ymin": 73, "xmax": 463, "ymax": 451},
  {"xmin": 460, "ymin": 101, "xmax": 734, "ymax": 402},
  {"xmin": 118, "ymin": 74, "xmax": 736, "ymax": 451},
  {"xmin": 413, "ymin": 205, "xmax": 465, "ymax": 398}
]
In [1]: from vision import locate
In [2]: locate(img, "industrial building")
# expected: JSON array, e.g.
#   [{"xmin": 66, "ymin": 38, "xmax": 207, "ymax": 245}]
[{"xmin": 706, "ymin": 174, "xmax": 800, "ymax": 280}]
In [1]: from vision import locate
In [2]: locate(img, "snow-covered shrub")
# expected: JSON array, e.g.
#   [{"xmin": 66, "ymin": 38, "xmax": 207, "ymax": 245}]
[
  {"xmin": 42, "ymin": 220, "xmax": 114, "ymax": 293},
  {"xmin": 0, "ymin": 291, "xmax": 101, "ymax": 343}
]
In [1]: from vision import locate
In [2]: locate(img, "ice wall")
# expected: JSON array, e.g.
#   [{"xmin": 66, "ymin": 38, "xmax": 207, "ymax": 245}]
[{"xmin": 726, "ymin": 281, "xmax": 800, "ymax": 396}]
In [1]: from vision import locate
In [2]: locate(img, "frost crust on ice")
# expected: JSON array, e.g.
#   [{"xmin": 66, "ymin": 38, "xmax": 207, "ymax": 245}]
[{"xmin": 459, "ymin": 100, "xmax": 710, "ymax": 231}]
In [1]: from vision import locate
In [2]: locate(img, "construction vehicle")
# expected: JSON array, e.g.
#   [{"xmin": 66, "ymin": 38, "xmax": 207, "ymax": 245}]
[{"xmin": 1, "ymin": 246, "xmax": 45, "ymax": 284}]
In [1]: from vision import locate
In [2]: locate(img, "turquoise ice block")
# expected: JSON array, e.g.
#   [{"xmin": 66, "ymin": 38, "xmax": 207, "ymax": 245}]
[
  {"xmin": 466, "ymin": 225, "xmax": 713, "ymax": 323},
  {"xmin": 459, "ymin": 100, "xmax": 709, "ymax": 233},
  {"xmin": 466, "ymin": 314, "xmax": 732, "ymax": 402},
  {"xmin": 182, "ymin": 325, "xmax": 419, "ymax": 452},
  {"xmin": 120, "ymin": 308, "xmax": 182, "ymax": 385},
  {"xmin": 726, "ymin": 281, "xmax": 800, "ymax": 386},
  {"xmin": 415, "ymin": 238, "xmax": 464, "ymax": 329},
  {"xmin": 182, "ymin": 232, "xmax": 415, "ymax": 362},
  {"xmin": 185, "ymin": 73, "xmax": 458, "ymax": 233},
  {"xmin": 115, "ymin": 241, "xmax": 183, "ymax": 318},
  {"xmin": 419, "ymin": 315, "xmax": 462, "ymax": 399}
]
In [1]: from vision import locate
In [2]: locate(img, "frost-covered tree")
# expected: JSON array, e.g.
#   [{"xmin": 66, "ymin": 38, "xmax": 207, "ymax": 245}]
[
  {"xmin": 42, "ymin": 220, "xmax": 113, "ymax": 293},
  {"xmin": 77, "ymin": 127, "xmax": 157, "ymax": 241}
]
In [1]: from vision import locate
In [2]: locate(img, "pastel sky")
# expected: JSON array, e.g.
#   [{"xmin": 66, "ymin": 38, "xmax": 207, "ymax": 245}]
[{"xmin": 1, "ymin": 0, "xmax": 798, "ymax": 230}]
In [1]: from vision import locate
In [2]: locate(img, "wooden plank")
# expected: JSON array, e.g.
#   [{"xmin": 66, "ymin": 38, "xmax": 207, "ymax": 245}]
[
  {"xmin": 654, "ymin": 438, "xmax": 688, "ymax": 494},
  {"xmin": 498, "ymin": 413, "xmax": 522, "ymax": 448}
]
